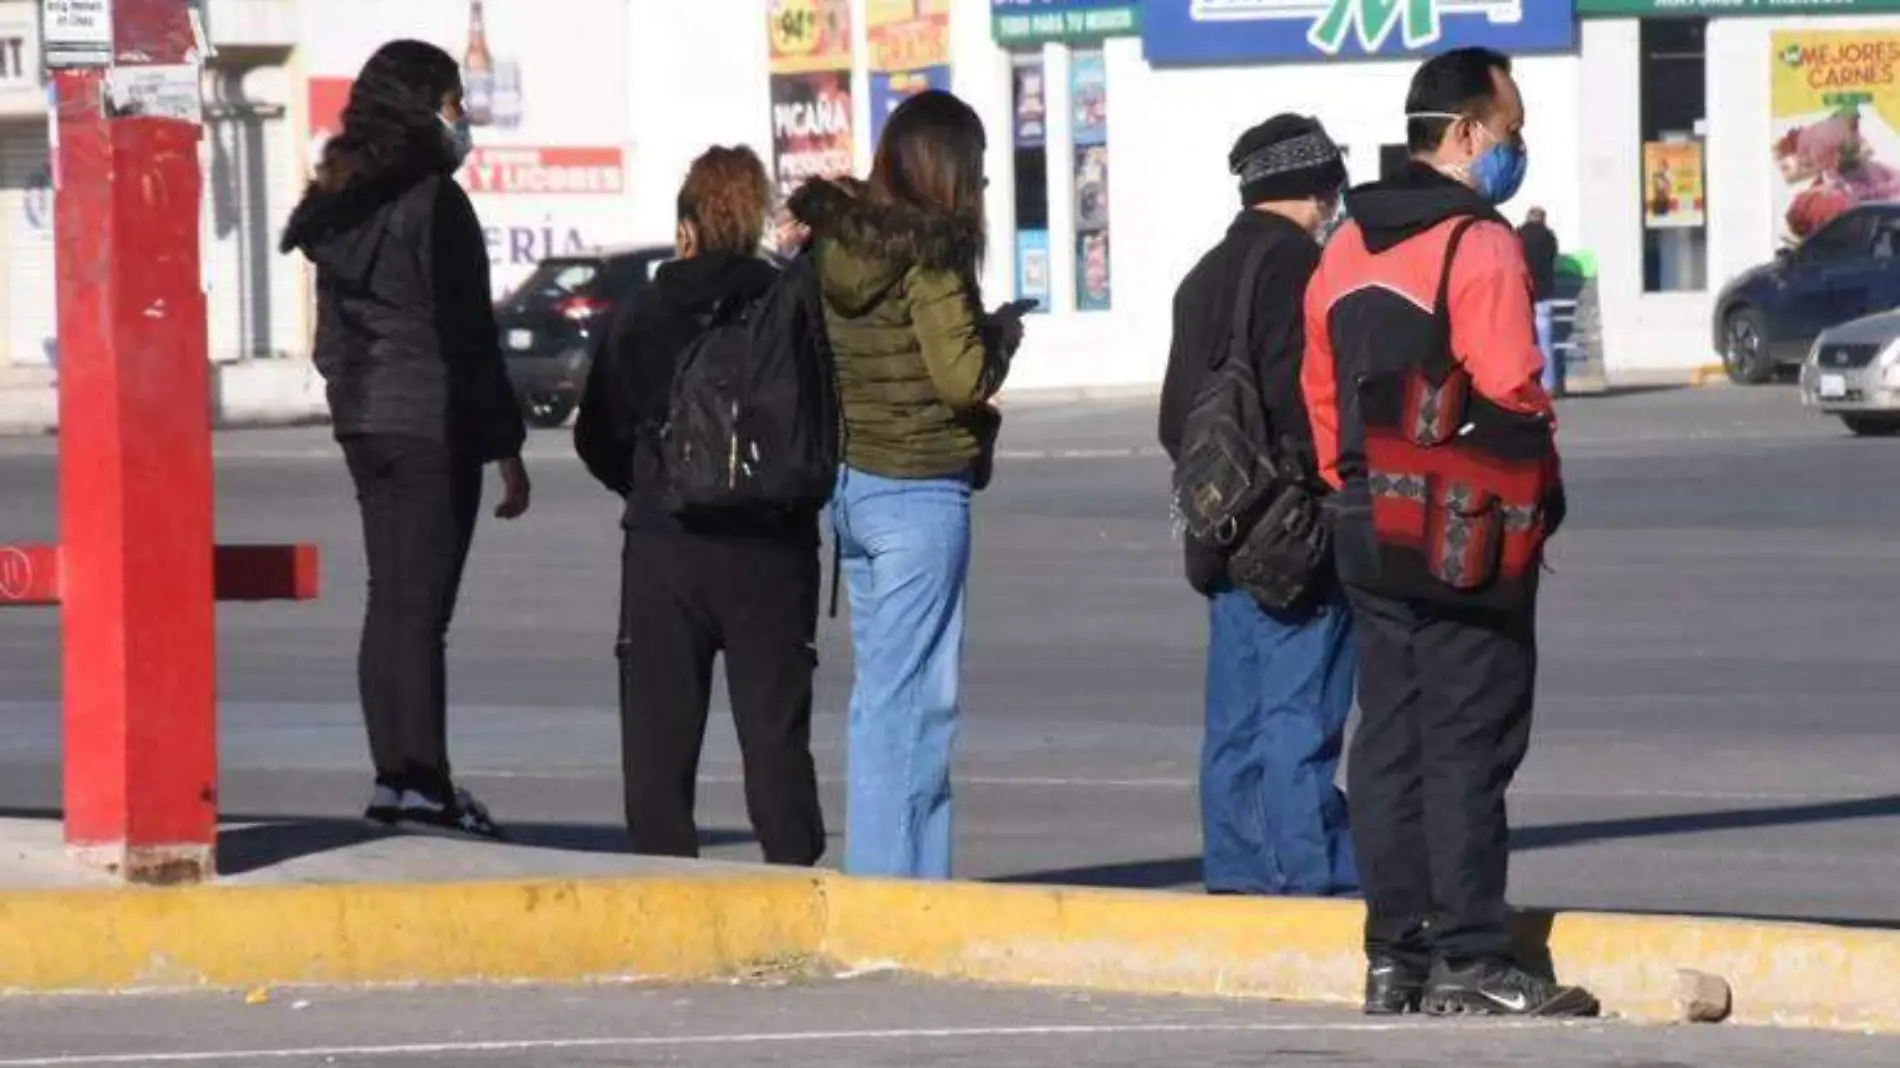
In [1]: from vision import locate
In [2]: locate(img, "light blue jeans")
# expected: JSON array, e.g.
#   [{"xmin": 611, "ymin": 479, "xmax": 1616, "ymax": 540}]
[{"xmin": 831, "ymin": 466, "xmax": 972, "ymax": 879}]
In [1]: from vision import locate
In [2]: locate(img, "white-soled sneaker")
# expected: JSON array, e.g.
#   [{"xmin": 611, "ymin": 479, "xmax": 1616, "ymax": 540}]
[
  {"xmin": 397, "ymin": 785, "xmax": 507, "ymax": 842},
  {"xmin": 364, "ymin": 782, "xmax": 402, "ymax": 825}
]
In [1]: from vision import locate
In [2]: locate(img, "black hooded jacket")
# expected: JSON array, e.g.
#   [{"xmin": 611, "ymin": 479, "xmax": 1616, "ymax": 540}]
[
  {"xmin": 573, "ymin": 253, "xmax": 818, "ymax": 544},
  {"xmin": 281, "ymin": 164, "xmax": 525, "ymax": 464},
  {"xmin": 1158, "ymin": 209, "xmax": 1323, "ymax": 596}
]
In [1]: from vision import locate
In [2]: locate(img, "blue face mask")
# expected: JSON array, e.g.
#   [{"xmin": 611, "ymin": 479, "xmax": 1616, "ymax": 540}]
[
  {"xmin": 1409, "ymin": 112, "xmax": 1528, "ymax": 205},
  {"xmin": 440, "ymin": 114, "xmax": 474, "ymax": 166},
  {"xmin": 1470, "ymin": 135, "xmax": 1527, "ymax": 206}
]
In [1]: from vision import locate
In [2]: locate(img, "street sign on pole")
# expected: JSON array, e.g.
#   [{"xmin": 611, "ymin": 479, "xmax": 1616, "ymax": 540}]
[{"xmin": 41, "ymin": 0, "xmax": 113, "ymax": 67}]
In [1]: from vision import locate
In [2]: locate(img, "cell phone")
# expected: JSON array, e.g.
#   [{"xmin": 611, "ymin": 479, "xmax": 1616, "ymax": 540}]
[{"xmin": 993, "ymin": 298, "xmax": 1040, "ymax": 319}]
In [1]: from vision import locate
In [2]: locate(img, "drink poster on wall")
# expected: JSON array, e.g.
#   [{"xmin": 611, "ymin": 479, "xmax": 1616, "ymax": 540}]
[
  {"xmin": 769, "ymin": 0, "xmax": 856, "ymax": 250},
  {"xmin": 1642, "ymin": 141, "xmax": 1705, "ymax": 230},
  {"xmin": 301, "ymin": 0, "xmax": 634, "ymax": 298},
  {"xmin": 868, "ymin": 0, "xmax": 952, "ymax": 146},
  {"xmin": 1770, "ymin": 29, "xmax": 1900, "ymax": 245},
  {"xmin": 1072, "ymin": 49, "xmax": 1110, "ymax": 311}
]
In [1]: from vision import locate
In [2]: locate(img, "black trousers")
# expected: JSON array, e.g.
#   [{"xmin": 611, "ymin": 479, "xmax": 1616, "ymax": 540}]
[
  {"xmin": 618, "ymin": 530, "xmax": 825, "ymax": 866},
  {"xmin": 343, "ymin": 434, "xmax": 483, "ymax": 797},
  {"xmin": 1343, "ymin": 583, "xmax": 1537, "ymax": 969}
]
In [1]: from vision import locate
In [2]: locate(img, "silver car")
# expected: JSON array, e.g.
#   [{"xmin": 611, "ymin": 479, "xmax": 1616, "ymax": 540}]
[{"xmin": 1799, "ymin": 310, "xmax": 1900, "ymax": 436}]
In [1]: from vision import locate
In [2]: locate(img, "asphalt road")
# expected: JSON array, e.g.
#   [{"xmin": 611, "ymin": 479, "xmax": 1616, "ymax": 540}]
[
  {"xmin": 0, "ymin": 976, "xmax": 1894, "ymax": 1067},
  {"xmin": 2, "ymin": 386, "xmax": 1898, "ymax": 923}
]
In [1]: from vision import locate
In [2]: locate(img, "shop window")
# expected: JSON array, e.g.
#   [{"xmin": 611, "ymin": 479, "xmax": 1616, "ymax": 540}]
[
  {"xmin": 1011, "ymin": 53, "xmax": 1051, "ymax": 312},
  {"xmin": 1072, "ymin": 47, "xmax": 1111, "ymax": 311},
  {"xmin": 1639, "ymin": 18, "xmax": 1708, "ymax": 293}
]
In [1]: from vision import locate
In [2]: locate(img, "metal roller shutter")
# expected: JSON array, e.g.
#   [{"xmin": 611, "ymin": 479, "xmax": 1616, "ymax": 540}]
[
  {"xmin": 0, "ymin": 123, "xmax": 55, "ymax": 368},
  {"xmin": 202, "ymin": 63, "xmax": 298, "ymax": 363}
]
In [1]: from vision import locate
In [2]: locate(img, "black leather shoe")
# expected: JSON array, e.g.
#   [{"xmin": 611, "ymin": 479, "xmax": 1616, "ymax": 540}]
[{"xmin": 1364, "ymin": 956, "xmax": 1427, "ymax": 1015}]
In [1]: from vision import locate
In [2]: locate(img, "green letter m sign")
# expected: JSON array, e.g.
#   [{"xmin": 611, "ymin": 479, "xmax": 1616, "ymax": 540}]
[{"xmin": 1308, "ymin": 0, "xmax": 1441, "ymax": 54}]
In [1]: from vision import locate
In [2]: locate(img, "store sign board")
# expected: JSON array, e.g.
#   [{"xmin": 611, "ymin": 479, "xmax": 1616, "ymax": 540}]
[
  {"xmin": 42, "ymin": 0, "xmax": 112, "ymax": 68},
  {"xmin": 993, "ymin": 0, "xmax": 1141, "ymax": 45},
  {"xmin": 1143, "ymin": 0, "xmax": 1575, "ymax": 64},
  {"xmin": 1580, "ymin": 0, "xmax": 1900, "ymax": 14}
]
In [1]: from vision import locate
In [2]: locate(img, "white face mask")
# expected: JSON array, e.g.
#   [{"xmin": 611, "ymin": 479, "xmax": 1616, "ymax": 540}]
[{"xmin": 440, "ymin": 114, "xmax": 474, "ymax": 166}]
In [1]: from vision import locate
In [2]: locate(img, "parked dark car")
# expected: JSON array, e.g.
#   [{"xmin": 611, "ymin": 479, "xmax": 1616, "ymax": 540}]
[
  {"xmin": 1711, "ymin": 204, "xmax": 1900, "ymax": 385},
  {"xmin": 497, "ymin": 245, "xmax": 673, "ymax": 427}
]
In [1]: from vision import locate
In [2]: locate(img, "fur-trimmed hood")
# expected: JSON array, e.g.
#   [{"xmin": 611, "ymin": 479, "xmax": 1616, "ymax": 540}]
[{"xmin": 788, "ymin": 178, "xmax": 983, "ymax": 316}]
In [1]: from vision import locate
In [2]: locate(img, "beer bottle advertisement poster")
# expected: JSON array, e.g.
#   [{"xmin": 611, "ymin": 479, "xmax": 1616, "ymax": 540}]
[
  {"xmin": 301, "ymin": 0, "xmax": 634, "ymax": 298},
  {"xmin": 769, "ymin": 0, "xmax": 854, "ymax": 74},
  {"xmin": 769, "ymin": 70, "xmax": 855, "ymax": 203}
]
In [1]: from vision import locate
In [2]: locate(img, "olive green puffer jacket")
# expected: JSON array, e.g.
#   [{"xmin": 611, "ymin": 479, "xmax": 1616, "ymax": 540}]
[{"xmin": 789, "ymin": 179, "xmax": 1007, "ymax": 481}]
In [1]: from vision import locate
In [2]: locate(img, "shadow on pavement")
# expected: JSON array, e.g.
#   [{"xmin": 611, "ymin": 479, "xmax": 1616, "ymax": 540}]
[
  {"xmin": 0, "ymin": 806, "xmax": 757, "ymax": 877},
  {"xmin": 988, "ymin": 793, "xmax": 1900, "ymax": 897}
]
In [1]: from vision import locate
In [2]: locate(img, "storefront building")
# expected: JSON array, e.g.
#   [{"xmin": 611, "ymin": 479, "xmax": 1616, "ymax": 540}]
[{"xmin": 653, "ymin": 0, "xmax": 1900, "ymax": 389}]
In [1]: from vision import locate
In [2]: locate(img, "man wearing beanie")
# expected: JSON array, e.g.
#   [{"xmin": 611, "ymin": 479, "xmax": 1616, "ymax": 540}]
[{"xmin": 1158, "ymin": 114, "xmax": 1357, "ymax": 900}]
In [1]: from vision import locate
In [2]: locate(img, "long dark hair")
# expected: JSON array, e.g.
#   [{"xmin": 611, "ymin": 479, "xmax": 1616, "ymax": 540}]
[
  {"xmin": 869, "ymin": 90, "xmax": 987, "ymax": 243},
  {"xmin": 316, "ymin": 40, "xmax": 461, "ymax": 194}
]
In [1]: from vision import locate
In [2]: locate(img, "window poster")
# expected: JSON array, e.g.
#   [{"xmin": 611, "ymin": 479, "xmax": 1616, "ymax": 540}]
[{"xmin": 1072, "ymin": 49, "xmax": 1110, "ymax": 311}]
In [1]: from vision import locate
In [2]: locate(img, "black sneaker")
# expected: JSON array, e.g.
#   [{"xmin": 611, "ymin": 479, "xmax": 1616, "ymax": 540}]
[
  {"xmin": 397, "ymin": 785, "xmax": 508, "ymax": 842},
  {"xmin": 364, "ymin": 781, "xmax": 401, "ymax": 825},
  {"xmin": 1364, "ymin": 956, "xmax": 1427, "ymax": 1015},
  {"xmin": 1422, "ymin": 959, "xmax": 1600, "ymax": 1018}
]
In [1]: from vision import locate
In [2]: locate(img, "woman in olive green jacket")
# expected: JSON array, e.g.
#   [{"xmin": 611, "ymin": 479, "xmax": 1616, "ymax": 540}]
[{"xmin": 789, "ymin": 91, "xmax": 1021, "ymax": 879}]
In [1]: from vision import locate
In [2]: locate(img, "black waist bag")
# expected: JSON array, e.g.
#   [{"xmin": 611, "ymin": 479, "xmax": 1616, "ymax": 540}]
[
  {"xmin": 1229, "ymin": 477, "xmax": 1329, "ymax": 613},
  {"xmin": 1171, "ymin": 242, "xmax": 1330, "ymax": 614}
]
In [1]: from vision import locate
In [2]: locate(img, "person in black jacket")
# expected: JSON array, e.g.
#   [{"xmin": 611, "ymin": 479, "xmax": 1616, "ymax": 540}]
[
  {"xmin": 1518, "ymin": 207, "xmax": 1563, "ymax": 395},
  {"xmin": 282, "ymin": 40, "xmax": 529, "ymax": 841},
  {"xmin": 574, "ymin": 146, "xmax": 825, "ymax": 865},
  {"xmin": 1157, "ymin": 115, "xmax": 1357, "ymax": 898}
]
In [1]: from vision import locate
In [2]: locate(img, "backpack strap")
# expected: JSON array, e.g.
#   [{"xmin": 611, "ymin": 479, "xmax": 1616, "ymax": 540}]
[
  {"xmin": 1216, "ymin": 239, "xmax": 1276, "ymax": 373},
  {"xmin": 1425, "ymin": 216, "xmax": 1485, "ymax": 383}
]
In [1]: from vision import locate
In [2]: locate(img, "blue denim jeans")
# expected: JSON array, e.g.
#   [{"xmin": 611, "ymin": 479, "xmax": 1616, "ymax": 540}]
[
  {"xmin": 1535, "ymin": 300, "xmax": 1563, "ymax": 395},
  {"xmin": 831, "ymin": 467, "xmax": 972, "ymax": 879},
  {"xmin": 1203, "ymin": 588, "xmax": 1359, "ymax": 896}
]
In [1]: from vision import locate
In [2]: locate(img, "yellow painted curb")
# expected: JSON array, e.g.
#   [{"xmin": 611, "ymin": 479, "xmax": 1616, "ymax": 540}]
[
  {"xmin": 0, "ymin": 872, "xmax": 824, "ymax": 993},
  {"xmin": 1, "ymin": 869, "xmax": 1898, "ymax": 1034},
  {"xmin": 1690, "ymin": 363, "xmax": 1731, "ymax": 387}
]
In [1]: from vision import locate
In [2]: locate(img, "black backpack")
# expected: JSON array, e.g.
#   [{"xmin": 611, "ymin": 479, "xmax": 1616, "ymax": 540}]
[
  {"xmin": 662, "ymin": 254, "xmax": 840, "ymax": 517},
  {"xmin": 1170, "ymin": 241, "xmax": 1329, "ymax": 612}
]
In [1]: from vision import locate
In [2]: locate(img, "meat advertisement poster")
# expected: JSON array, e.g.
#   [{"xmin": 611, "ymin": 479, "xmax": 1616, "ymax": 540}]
[{"xmin": 1771, "ymin": 30, "xmax": 1900, "ymax": 245}]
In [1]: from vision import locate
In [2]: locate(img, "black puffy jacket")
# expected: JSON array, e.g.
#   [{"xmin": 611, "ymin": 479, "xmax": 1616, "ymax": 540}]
[{"xmin": 283, "ymin": 171, "xmax": 524, "ymax": 463}]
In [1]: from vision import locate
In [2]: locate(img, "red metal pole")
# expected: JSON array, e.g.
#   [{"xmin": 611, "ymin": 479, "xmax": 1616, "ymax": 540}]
[{"xmin": 54, "ymin": 0, "xmax": 217, "ymax": 883}]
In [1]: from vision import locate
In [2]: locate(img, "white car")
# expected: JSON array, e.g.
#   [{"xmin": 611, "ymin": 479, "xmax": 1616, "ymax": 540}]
[{"xmin": 1799, "ymin": 309, "xmax": 1900, "ymax": 436}]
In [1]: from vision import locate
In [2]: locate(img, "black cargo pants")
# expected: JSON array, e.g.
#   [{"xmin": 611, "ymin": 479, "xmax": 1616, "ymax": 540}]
[
  {"xmin": 1343, "ymin": 583, "xmax": 1538, "ymax": 970},
  {"xmin": 617, "ymin": 530, "xmax": 826, "ymax": 866}
]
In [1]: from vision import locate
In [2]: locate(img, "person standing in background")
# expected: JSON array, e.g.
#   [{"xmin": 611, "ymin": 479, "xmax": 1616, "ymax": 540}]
[
  {"xmin": 1518, "ymin": 207, "xmax": 1561, "ymax": 396},
  {"xmin": 282, "ymin": 40, "xmax": 530, "ymax": 841},
  {"xmin": 790, "ymin": 90, "xmax": 1023, "ymax": 880},
  {"xmin": 1158, "ymin": 115, "xmax": 1358, "ymax": 899}
]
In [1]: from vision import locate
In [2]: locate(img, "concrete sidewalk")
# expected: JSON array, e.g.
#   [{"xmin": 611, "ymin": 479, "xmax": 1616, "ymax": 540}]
[{"xmin": 0, "ymin": 817, "xmax": 1897, "ymax": 1036}]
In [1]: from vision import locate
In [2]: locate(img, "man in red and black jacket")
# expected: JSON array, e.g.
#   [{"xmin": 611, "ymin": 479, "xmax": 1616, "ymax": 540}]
[{"xmin": 1303, "ymin": 48, "xmax": 1592, "ymax": 1020}]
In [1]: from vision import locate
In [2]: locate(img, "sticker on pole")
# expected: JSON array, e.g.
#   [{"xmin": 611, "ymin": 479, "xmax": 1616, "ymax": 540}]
[
  {"xmin": 42, "ymin": 0, "xmax": 113, "ymax": 68},
  {"xmin": 107, "ymin": 64, "xmax": 203, "ymax": 123}
]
